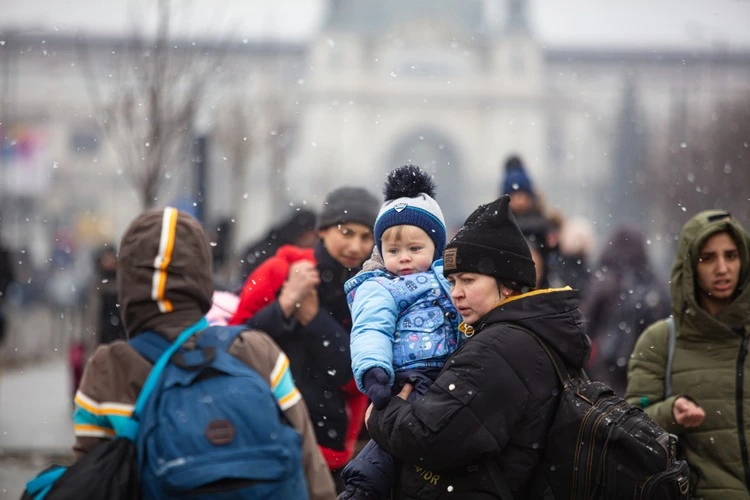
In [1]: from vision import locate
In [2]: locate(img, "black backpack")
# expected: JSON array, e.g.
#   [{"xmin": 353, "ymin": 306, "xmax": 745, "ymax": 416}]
[
  {"xmin": 19, "ymin": 439, "xmax": 140, "ymax": 500},
  {"xmin": 517, "ymin": 326, "xmax": 690, "ymax": 500}
]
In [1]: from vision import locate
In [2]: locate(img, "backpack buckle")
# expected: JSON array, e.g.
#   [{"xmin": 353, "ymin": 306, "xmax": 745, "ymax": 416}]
[{"xmin": 667, "ymin": 433, "xmax": 679, "ymax": 458}]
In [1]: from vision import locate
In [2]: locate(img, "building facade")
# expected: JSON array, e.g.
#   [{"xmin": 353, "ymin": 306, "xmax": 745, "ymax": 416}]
[{"xmin": 2, "ymin": 0, "xmax": 749, "ymax": 274}]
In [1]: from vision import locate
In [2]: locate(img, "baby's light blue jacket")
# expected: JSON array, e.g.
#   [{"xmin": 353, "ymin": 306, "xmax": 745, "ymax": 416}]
[{"xmin": 345, "ymin": 260, "xmax": 462, "ymax": 393}]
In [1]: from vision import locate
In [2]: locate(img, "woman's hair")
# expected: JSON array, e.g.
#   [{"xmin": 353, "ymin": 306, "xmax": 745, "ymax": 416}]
[{"xmin": 495, "ymin": 279, "xmax": 523, "ymax": 295}]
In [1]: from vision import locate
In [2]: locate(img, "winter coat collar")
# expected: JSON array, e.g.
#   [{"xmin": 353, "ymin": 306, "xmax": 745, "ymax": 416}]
[
  {"xmin": 314, "ymin": 241, "xmax": 360, "ymax": 323},
  {"xmin": 314, "ymin": 241, "xmax": 358, "ymax": 290},
  {"xmin": 472, "ymin": 287, "xmax": 590, "ymax": 371}
]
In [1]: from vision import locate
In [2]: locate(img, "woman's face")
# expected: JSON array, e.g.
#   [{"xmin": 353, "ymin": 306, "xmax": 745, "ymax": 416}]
[
  {"xmin": 695, "ymin": 231, "xmax": 741, "ymax": 315},
  {"xmin": 446, "ymin": 272, "xmax": 501, "ymax": 325}
]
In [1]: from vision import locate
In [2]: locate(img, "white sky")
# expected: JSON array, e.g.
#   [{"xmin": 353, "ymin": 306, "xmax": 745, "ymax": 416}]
[
  {"xmin": 530, "ymin": 0, "xmax": 750, "ymax": 50},
  {"xmin": 0, "ymin": 0, "xmax": 324, "ymax": 41},
  {"xmin": 1, "ymin": 0, "xmax": 750, "ymax": 50}
]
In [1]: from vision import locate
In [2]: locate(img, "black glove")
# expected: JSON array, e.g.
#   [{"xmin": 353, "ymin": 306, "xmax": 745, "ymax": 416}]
[{"xmin": 363, "ymin": 367, "xmax": 392, "ymax": 410}]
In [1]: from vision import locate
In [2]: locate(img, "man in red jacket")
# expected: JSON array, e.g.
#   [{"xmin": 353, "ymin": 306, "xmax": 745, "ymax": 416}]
[{"xmin": 231, "ymin": 186, "xmax": 380, "ymax": 491}]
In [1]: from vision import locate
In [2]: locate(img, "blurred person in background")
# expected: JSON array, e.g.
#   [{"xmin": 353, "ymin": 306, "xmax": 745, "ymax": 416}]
[
  {"xmin": 205, "ymin": 289, "xmax": 241, "ymax": 326},
  {"xmin": 238, "ymin": 207, "xmax": 318, "ymax": 284},
  {"xmin": 230, "ymin": 186, "xmax": 380, "ymax": 492},
  {"xmin": 501, "ymin": 155, "xmax": 541, "ymax": 219},
  {"xmin": 0, "ymin": 235, "xmax": 15, "ymax": 347},
  {"xmin": 501, "ymin": 154, "xmax": 554, "ymax": 287},
  {"xmin": 70, "ymin": 243, "xmax": 125, "ymax": 397},
  {"xmin": 547, "ymin": 216, "xmax": 595, "ymax": 295},
  {"xmin": 501, "ymin": 154, "xmax": 550, "ymax": 233},
  {"xmin": 626, "ymin": 210, "xmax": 750, "ymax": 499},
  {"xmin": 541, "ymin": 209, "xmax": 563, "ymax": 282},
  {"xmin": 45, "ymin": 227, "xmax": 91, "ymax": 397},
  {"xmin": 83, "ymin": 243, "xmax": 125, "ymax": 346},
  {"xmin": 73, "ymin": 243, "xmax": 127, "ymax": 397},
  {"xmin": 527, "ymin": 239, "xmax": 548, "ymax": 289},
  {"xmin": 581, "ymin": 224, "xmax": 669, "ymax": 395}
]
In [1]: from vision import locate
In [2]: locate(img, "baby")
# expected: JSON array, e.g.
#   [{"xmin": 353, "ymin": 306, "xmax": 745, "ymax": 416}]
[{"xmin": 339, "ymin": 164, "xmax": 463, "ymax": 500}]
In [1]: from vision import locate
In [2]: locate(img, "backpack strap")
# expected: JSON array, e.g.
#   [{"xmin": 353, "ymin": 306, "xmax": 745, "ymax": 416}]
[
  {"xmin": 195, "ymin": 325, "xmax": 247, "ymax": 353},
  {"xmin": 500, "ymin": 324, "xmax": 569, "ymax": 498},
  {"xmin": 664, "ymin": 316, "xmax": 676, "ymax": 399},
  {"xmin": 129, "ymin": 332, "xmax": 173, "ymax": 364},
  {"xmin": 24, "ymin": 465, "xmax": 67, "ymax": 499},
  {"xmin": 131, "ymin": 317, "xmax": 209, "ymax": 421},
  {"xmin": 507, "ymin": 324, "xmax": 571, "ymax": 386},
  {"xmin": 485, "ymin": 459, "xmax": 516, "ymax": 500}
]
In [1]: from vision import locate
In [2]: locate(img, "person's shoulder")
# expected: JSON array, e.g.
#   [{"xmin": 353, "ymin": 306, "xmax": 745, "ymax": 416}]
[
  {"xmin": 471, "ymin": 322, "xmax": 544, "ymax": 357},
  {"xmin": 461, "ymin": 322, "xmax": 512, "ymax": 349},
  {"xmin": 363, "ymin": 269, "xmax": 393, "ymax": 281},
  {"xmin": 633, "ymin": 318, "xmax": 672, "ymax": 352},
  {"xmin": 347, "ymin": 270, "xmax": 391, "ymax": 293},
  {"xmin": 450, "ymin": 324, "xmax": 541, "ymax": 377},
  {"xmin": 91, "ymin": 340, "xmax": 145, "ymax": 367},
  {"xmin": 228, "ymin": 329, "xmax": 288, "ymax": 378},
  {"xmin": 234, "ymin": 328, "xmax": 280, "ymax": 355},
  {"xmin": 81, "ymin": 340, "xmax": 152, "ymax": 398}
]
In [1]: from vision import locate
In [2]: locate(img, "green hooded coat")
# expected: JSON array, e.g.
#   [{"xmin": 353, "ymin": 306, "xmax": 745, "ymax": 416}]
[{"xmin": 626, "ymin": 210, "xmax": 750, "ymax": 499}]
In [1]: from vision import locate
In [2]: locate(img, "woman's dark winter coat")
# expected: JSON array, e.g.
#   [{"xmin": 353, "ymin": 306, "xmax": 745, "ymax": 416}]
[{"xmin": 367, "ymin": 288, "xmax": 590, "ymax": 499}]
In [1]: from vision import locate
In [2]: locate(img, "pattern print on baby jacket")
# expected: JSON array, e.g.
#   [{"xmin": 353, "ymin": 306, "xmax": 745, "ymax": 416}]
[{"xmin": 346, "ymin": 260, "xmax": 462, "ymax": 391}]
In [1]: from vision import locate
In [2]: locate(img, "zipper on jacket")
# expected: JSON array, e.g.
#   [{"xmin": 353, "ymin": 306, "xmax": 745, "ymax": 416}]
[{"xmin": 736, "ymin": 332, "xmax": 750, "ymax": 493}]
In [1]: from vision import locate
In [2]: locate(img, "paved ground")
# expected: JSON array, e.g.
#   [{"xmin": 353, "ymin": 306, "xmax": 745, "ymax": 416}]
[
  {"xmin": 0, "ymin": 457, "xmax": 52, "ymax": 499},
  {"xmin": 0, "ymin": 356, "xmax": 75, "ymax": 498}
]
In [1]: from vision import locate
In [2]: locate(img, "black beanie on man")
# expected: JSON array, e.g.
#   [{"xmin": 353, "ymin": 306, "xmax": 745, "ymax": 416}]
[
  {"xmin": 443, "ymin": 195, "xmax": 537, "ymax": 288},
  {"xmin": 317, "ymin": 186, "xmax": 380, "ymax": 231}
]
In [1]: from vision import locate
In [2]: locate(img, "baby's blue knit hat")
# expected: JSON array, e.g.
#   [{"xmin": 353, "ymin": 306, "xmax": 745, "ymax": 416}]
[{"xmin": 374, "ymin": 164, "xmax": 446, "ymax": 260}]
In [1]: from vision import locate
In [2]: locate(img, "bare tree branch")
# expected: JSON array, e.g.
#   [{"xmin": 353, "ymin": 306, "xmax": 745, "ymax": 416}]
[
  {"xmin": 76, "ymin": 0, "xmax": 233, "ymax": 209},
  {"xmin": 651, "ymin": 91, "xmax": 750, "ymax": 231}
]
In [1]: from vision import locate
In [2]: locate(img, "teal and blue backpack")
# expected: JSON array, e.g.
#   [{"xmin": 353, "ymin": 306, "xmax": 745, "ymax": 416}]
[{"xmin": 21, "ymin": 318, "xmax": 308, "ymax": 500}]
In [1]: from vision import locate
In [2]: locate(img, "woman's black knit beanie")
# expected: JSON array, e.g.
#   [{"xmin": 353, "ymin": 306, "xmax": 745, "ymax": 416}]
[{"xmin": 443, "ymin": 195, "xmax": 536, "ymax": 288}]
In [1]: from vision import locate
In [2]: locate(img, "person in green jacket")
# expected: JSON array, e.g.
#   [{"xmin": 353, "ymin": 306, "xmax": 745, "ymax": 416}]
[{"xmin": 626, "ymin": 209, "xmax": 750, "ymax": 499}]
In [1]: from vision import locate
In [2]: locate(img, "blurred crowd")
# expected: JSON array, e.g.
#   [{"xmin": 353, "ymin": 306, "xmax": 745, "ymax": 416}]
[
  {"xmin": 0, "ymin": 153, "xmax": 673, "ymax": 394},
  {"xmin": 6, "ymin": 153, "xmax": 741, "ymax": 499}
]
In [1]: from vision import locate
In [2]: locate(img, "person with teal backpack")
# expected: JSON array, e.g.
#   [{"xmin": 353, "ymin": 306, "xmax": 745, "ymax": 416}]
[
  {"xmin": 22, "ymin": 319, "xmax": 208, "ymax": 500},
  {"xmin": 21, "ymin": 207, "xmax": 336, "ymax": 500}
]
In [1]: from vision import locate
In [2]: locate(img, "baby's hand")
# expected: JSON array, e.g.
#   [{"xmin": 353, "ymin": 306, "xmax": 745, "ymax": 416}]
[{"xmin": 363, "ymin": 367, "xmax": 391, "ymax": 410}]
